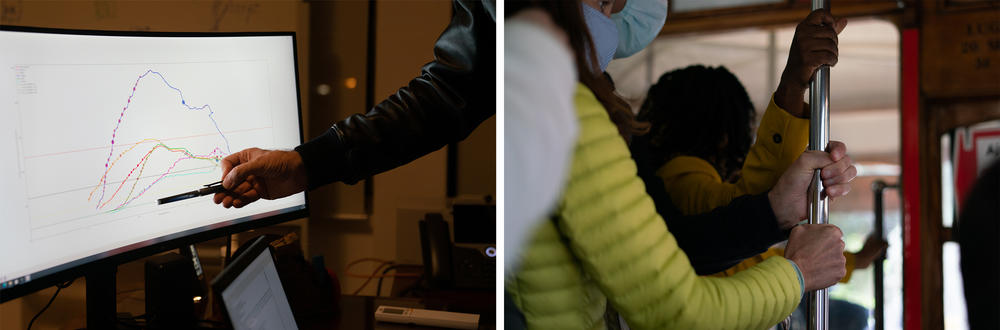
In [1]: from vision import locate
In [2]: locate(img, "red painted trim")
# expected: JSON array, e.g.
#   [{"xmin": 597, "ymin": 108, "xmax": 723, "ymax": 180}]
[{"xmin": 901, "ymin": 28, "xmax": 921, "ymax": 330}]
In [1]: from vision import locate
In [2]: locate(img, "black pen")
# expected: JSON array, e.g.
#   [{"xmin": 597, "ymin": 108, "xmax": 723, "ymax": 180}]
[{"xmin": 157, "ymin": 181, "xmax": 226, "ymax": 205}]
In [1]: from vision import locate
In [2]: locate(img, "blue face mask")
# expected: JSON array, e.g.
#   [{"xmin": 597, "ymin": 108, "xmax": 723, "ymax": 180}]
[
  {"xmin": 612, "ymin": 0, "xmax": 668, "ymax": 59},
  {"xmin": 581, "ymin": 3, "xmax": 618, "ymax": 72}
]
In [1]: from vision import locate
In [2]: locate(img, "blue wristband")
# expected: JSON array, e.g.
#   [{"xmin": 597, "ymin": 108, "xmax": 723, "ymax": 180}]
[{"xmin": 786, "ymin": 259, "xmax": 805, "ymax": 297}]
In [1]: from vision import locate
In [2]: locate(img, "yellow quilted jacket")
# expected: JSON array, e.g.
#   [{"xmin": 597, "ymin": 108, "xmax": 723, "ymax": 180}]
[
  {"xmin": 506, "ymin": 84, "xmax": 802, "ymax": 329},
  {"xmin": 655, "ymin": 96, "xmax": 856, "ymax": 283}
]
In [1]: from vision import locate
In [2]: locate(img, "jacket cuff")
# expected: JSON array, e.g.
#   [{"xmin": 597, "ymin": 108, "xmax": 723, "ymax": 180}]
[
  {"xmin": 841, "ymin": 251, "xmax": 856, "ymax": 283},
  {"xmin": 294, "ymin": 125, "xmax": 351, "ymax": 189},
  {"xmin": 758, "ymin": 94, "xmax": 810, "ymax": 164},
  {"xmin": 786, "ymin": 258, "xmax": 806, "ymax": 297},
  {"xmin": 752, "ymin": 191, "xmax": 790, "ymax": 243}
]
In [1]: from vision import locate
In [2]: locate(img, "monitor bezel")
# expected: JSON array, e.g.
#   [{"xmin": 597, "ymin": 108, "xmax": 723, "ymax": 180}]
[{"xmin": 0, "ymin": 25, "xmax": 309, "ymax": 303}]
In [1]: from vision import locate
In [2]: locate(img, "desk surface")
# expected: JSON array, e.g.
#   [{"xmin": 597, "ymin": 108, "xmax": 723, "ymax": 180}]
[{"xmin": 301, "ymin": 294, "xmax": 496, "ymax": 330}]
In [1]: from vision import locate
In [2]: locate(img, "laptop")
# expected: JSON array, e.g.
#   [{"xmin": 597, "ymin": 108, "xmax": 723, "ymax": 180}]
[{"xmin": 212, "ymin": 236, "xmax": 299, "ymax": 330}]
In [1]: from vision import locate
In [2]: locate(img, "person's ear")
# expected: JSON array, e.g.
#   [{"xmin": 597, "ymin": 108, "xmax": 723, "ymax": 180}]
[{"xmin": 611, "ymin": 0, "xmax": 626, "ymax": 14}]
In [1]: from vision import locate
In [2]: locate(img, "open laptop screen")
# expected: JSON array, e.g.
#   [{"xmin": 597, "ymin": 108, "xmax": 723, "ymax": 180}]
[{"xmin": 215, "ymin": 238, "xmax": 298, "ymax": 330}]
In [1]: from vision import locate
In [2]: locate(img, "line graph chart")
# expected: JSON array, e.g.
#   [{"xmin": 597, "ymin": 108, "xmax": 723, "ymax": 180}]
[
  {"xmin": 15, "ymin": 61, "xmax": 277, "ymax": 239},
  {"xmin": 89, "ymin": 70, "xmax": 231, "ymax": 212}
]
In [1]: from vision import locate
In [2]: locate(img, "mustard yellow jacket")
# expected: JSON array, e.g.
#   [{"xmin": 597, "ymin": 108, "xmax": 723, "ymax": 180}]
[
  {"xmin": 655, "ymin": 95, "xmax": 808, "ymax": 214},
  {"xmin": 506, "ymin": 85, "xmax": 802, "ymax": 329},
  {"xmin": 656, "ymin": 96, "xmax": 856, "ymax": 283}
]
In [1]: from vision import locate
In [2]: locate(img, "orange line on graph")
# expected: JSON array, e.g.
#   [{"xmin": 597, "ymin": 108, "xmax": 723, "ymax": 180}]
[{"xmin": 88, "ymin": 139, "xmax": 221, "ymax": 208}]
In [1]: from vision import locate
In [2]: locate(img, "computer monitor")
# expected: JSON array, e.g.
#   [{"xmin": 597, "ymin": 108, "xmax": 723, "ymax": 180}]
[{"xmin": 0, "ymin": 26, "xmax": 307, "ymax": 303}]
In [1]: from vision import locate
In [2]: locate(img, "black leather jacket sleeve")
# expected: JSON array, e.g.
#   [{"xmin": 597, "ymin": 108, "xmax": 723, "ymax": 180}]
[{"xmin": 295, "ymin": 0, "xmax": 496, "ymax": 187}]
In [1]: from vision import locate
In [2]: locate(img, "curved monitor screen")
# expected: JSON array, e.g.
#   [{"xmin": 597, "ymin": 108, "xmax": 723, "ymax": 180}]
[{"xmin": 0, "ymin": 27, "xmax": 306, "ymax": 299}]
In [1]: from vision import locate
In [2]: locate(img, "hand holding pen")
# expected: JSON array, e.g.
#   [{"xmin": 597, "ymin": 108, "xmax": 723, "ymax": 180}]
[{"xmin": 212, "ymin": 148, "xmax": 308, "ymax": 209}]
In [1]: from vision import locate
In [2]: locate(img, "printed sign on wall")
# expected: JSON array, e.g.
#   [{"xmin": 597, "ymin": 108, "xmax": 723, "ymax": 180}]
[{"xmin": 952, "ymin": 120, "xmax": 1000, "ymax": 212}]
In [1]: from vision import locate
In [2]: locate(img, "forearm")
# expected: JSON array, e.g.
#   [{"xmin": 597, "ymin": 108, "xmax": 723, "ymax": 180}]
[
  {"xmin": 566, "ymin": 200, "xmax": 800, "ymax": 329},
  {"xmin": 691, "ymin": 258, "xmax": 803, "ymax": 329},
  {"xmin": 773, "ymin": 79, "xmax": 808, "ymax": 119},
  {"xmin": 665, "ymin": 193, "xmax": 789, "ymax": 275}
]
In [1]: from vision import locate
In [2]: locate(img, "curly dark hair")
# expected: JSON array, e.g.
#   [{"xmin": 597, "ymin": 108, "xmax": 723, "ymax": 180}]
[{"xmin": 636, "ymin": 65, "xmax": 756, "ymax": 180}]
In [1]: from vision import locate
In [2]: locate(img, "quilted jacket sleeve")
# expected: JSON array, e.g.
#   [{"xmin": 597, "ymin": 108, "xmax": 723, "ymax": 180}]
[
  {"xmin": 558, "ymin": 85, "xmax": 801, "ymax": 329},
  {"xmin": 717, "ymin": 248, "xmax": 857, "ymax": 284},
  {"xmin": 657, "ymin": 95, "xmax": 809, "ymax": 215}
]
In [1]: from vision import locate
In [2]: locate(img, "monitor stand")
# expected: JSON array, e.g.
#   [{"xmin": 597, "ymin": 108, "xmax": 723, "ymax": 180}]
[{"xmin": 86, "ymin": 265, "xmax": 117, "ymax": 329}]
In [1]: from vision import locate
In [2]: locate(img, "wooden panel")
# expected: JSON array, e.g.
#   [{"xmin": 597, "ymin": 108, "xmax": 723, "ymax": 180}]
[
  {"xmin": 0, "ymin": 0, "xmax": 304, "ymax": 32},
  {"xmin": 305, "ymin": 1, "xmax": 372, "ymax": 221},
  {"xmin": 921, "ymin": 1, "xmax": 1000, "ymax": 98},
  {"xmin": 455, "ymin": 116, "xmax": 497, "ymax": 198},
  {"xmin": 919, "ymin": 103, "xmax": 945, "ymax": 330},
  {"xmin": 659, "ymin": 1, "xmax": 901, "ymax": 36},
  {"xmin": 915, "ymin": 2, "xmax": 1000, "ymax": 328},
  {"xmin": 935, "ymin": 97, "xmax": 1000, "ymax": 131},
  {"xmin": 919, "ymin": 97, "xmax": 1000, "ymax": 330}
]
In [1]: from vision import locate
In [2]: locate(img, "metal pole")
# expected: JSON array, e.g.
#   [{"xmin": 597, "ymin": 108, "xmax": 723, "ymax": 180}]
[
  {"xmin": 872, "ymin": 181, "xmax": 898, "ymax": 330},
  {"xmin": 873, "ymin": 182, "xmax": 886, "ymax": 330},
  {"xmin": 808, "ymin": 1, "xmax": 831, "ymax": 330}
]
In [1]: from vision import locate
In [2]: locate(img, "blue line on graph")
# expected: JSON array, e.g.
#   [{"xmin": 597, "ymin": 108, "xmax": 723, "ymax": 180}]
[
  {"xmin": 96, "ymin": 69, "xmax": 231, "ymax": 206},
  {"xmin": 139, "ymin": 70, "xmax": 232, "ymax": 153}
]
